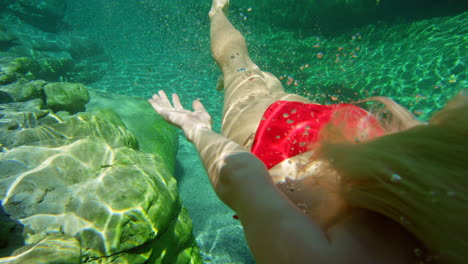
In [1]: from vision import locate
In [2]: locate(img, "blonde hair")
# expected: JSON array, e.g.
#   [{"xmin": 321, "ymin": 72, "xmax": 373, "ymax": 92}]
[{"xmin": 317, "ymin": 90, "xmax": 468, "ymax": 263}]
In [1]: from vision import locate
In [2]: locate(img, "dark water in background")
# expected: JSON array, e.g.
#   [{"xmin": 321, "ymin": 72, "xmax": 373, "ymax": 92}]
[{"xmin": 62, "ymin": 1, "xmax": 467, "ymax": 263}]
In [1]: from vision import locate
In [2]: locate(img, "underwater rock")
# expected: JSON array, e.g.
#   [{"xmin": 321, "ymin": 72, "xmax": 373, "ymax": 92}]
[
  {"xmin": 0, "ymin": 90, "xmax": 201, "ymax": 263},
  {"xmin": 0, "ymin": 206, "xmax": 24, "ymax": 257},
  {"xmin": 0, "ymin": 80, "xmax": 46, "ymax": 102},
  {"xmin": 67, "ymin": 37, "xmax": 105, "ymax": 61},
  {"xmin": 0, "ymin": 18, "xmax": 109, "ymax": 84},
  {"xmin": 30, "ymin": 55, "xmax": 75, "ymax": 82},
  {"xmin": 0, "ymin": 99, "xmax": 48, "ymax": 131},
  {"xmin": 0, "ymin": 99, "xmax": 48, "ymax": 146},
  {"xmin": 0, "ymin": 91, "xmax": 13, "ymax": 104},
  {"xmin": 3, "ymin": 0, "xmax": 67, "ymax": 33},
  {"xmin": 43, "ymin": 82, "xmax": 90, "ymax": 114},
  {"xmin": 0, "ymin": 136, "xmax": 200, "ymax": 263},
  {"xmin": 0, "ymin": 235, "xmax": 81, "ymax": 264},
  {"xmin": 0, "ymin": 23, "xmax": 17, "ymax": 45},
  {"xmin": 0, "ymin": 54, "xmax": 76, "ymax": 83},
  {"xmin": 88, "ymin": 108, "xmax": 127, "ymax": 128},
  {"xmin": 0, "ymin": 112, "xmax": 137, "ymax": 151},
  {"xmin": 0, "ymin": 57, "xmax": 29, "ymax": 85},
  {"xmin": 86, "ymin": 91, "xmax": 179, "ymax": 173}
]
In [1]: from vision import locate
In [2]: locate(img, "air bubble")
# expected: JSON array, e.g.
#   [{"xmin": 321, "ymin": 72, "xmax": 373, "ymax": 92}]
[{"xmin": 390, "ymin": 173, "xmax": 402, "ymax": 182}]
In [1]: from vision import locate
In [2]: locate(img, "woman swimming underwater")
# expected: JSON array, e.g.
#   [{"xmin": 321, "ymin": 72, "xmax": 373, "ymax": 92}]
[{"xmin": 149, "ymin": 0, "xmax": 468, "ymax": 263}]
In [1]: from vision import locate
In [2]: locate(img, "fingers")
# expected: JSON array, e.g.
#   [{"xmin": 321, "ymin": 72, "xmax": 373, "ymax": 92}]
[
  {"xmin": 148, "ymin": 91, "xmax": 171, "ymax": 118},
  {"xmin": 158, "ymin": 90, "xmax": 171, "ymax": 105},
  {"xmin": 172, "ymin": 93, "xmax": 184, "ymax": 110},
  {"xmin": 151, "ymin": 91, "xmax": 185, "ymax": 110},
  {"xmin": 193, "ymin": 99, "xmax": 208, "ymax": 113},
  {"xmin": 149, "ymin": 90, "xmax": 205, "ymax": 113}
]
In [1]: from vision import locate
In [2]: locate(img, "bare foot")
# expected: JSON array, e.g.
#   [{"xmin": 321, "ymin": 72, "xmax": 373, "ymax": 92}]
[{"xmin": 209, "ymin": 0, "xmax": 229, "ymax": 18}]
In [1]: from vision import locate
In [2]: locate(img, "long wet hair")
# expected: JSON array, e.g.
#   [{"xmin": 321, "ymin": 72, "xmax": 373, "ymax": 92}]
[{"xmin": 316, "ymin": 90, "xmax": 468, "ymax": 263}]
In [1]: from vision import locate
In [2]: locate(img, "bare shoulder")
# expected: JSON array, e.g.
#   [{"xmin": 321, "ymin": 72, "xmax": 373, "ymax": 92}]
[{"xmin": 328, "ymin": 209, "xmax": 422, "ymax": 264}]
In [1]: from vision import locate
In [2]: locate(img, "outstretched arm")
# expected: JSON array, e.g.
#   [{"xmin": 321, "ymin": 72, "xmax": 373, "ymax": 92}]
[
  {"xmin": 148, "ymin": 90, "xmax": 248, "ymax": 196},
  {"xmin": 148, "ymin": 91, "xmax": 336, "ymax": 262},
  {"xmin": 148, "ymin": 91, "xmax": 415, "ymax": 264}
]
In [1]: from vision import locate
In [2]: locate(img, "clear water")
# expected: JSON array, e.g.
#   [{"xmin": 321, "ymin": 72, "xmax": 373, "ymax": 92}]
[
  {"xmin": 62, "ymin": 1, "xmax": 467, "ymax": 263},
  {"xmin": 65, "ymin": 2, "xmax": 253, "ymax": 263}
]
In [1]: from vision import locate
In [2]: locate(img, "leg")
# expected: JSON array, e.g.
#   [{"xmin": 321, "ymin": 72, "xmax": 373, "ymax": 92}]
[{"xmin": 209, "ymin": 0, "xmax": 311, "ymax": 149}]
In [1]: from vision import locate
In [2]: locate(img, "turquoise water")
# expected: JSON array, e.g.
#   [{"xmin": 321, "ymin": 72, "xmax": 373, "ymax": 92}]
[
  {"xmin": 64, "ymin": 1, "xmax": 254, "ymax": 262},
  {"xmin": 64, "ymin": 1, "xmax": 466, "ymax": 263},
  {"xmin": 1, "ymin": 0, "xmax": 466, "ymax": 263}
]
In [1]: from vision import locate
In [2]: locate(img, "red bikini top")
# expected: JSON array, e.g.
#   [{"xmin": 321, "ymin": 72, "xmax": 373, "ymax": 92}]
[{"xmin": 251, "ymin": 101, "xmax": 384, "ymax": 169}]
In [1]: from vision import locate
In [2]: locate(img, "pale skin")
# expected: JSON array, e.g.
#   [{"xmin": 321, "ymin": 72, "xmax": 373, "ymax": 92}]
[{"xmin": 148, "ymin": 0, "xmax": 421, "ymax": 263}]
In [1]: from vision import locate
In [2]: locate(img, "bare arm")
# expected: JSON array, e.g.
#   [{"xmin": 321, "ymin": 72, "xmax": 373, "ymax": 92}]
[
  {"xmin": 148, "ymin": 91, "xmax": 418, "ymax": 264},
  {"xmin": 147, "ymin": 90, "xmax": 247, "ymax": 195}
]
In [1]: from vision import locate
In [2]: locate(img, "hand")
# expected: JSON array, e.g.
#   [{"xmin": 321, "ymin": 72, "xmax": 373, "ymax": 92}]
[{"xmin": 148, "ymin": 90, "xmax": 212, "ymax": 141}]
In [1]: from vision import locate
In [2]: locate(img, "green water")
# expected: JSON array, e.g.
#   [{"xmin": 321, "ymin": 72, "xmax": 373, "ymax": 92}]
[{"xmin": 62, "ymin": 1, "xmax": 466, "ymax": 263}]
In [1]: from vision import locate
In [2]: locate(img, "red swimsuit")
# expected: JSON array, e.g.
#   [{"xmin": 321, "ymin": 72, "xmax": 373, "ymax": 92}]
[{"xmin": 251, "ymin": 101, "xmax": 384, "ymax": 169}]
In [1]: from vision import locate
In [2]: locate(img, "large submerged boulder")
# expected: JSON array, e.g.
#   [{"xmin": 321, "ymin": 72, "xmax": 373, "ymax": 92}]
[
  {"xmin": 86, "ymin": 91, "xmax": 178, "ymax": 173},
  {"xmin": 0, "ymin": 136, "xmax": 195, "ymax": 263},
  {"xmin": 0, "ymin": 80, "xmax": 201, "ymax": 264}
]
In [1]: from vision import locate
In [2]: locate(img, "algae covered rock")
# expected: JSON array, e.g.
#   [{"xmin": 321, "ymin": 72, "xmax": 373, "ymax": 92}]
[
  {"xmin": 0, "ymin": 235, "xmax": 81, "ymax": 264},
  {"xmin": 43, "ymin": 82, "xmax": 90, "ymax": 113},
  {"xmin": 0, "ymin": 80, "xmax": 46, "ymax": 102},
  {"xmin": 0, "ymin": 57, "xmax": 30, "ymax": 85},
  {"xmin": 1, "ymin": 138, "xmax": 169, "ymax": 255},
  {"xmin": 86, "ymin": 90, "xmax": 179, "ymax": 173},
  {"xmin": 0, "ymin": 137, "xmax": 200, "ymax": 263},
  {"xmin": 0, "ymin": 23, "xmax": 17, "ymax": 44},
  {"xmin": 0, "ymin": 55, "xmax": 75, "ymax": 84},
  {"xmin": 0, "ymin": 99, "xmax": 48, "ymax": 132},
  {"xmin": 0, "ymin": 19, "xmax": 108, "ymax": 84},
  {"xmin": 29, "ymin": 56, "xmax": 75, "ymax": 82},
  {"xmin": 0, "ymin": 112, "xmax": 138, "ymax": 150},
  {"xmin": 0, "ymin": 91, "xmax": 202, "ymax": 263}
]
